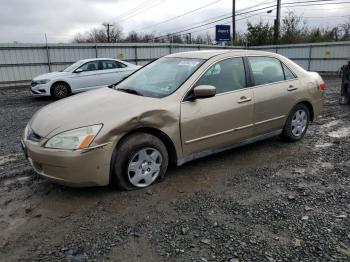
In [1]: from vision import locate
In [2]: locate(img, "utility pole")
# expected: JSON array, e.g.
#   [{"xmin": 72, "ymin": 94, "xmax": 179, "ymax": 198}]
[
  {"xmin": 274, "ymin": 0, "xmax": 281, "ymax": 44},
  {"xmin": 103, "ymin": 23, "xmax": 113, "ymax": 43},
  {"xmin": 187, "ymin": 33, "xmax": 192, "ymax": 44},
  {"xmin": 232, "ymin": 0, "xmax": 236, "ymax": 44}
]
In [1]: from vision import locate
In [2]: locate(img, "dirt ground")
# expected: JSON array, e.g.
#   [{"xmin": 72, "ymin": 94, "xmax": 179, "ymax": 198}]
[{"xmin": 0, "ymin": 77, "xmax": 349, "ymax": 262}]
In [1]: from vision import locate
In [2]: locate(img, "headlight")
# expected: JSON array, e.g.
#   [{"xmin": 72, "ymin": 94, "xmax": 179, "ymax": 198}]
[
  {"xmin": 37, "ymin": 79, "xmax": 50, "ymax": 85},
  {"xmin": 45, "ymin": 124, "xmax": 102, "ymax": 150}
]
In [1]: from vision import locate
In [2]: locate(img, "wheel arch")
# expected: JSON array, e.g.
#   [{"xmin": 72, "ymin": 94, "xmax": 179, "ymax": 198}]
[
  {"xmin": 297, "ymin": 100, "xmax": 314, "ymax": 122},
  {"xmin": 115, "ymin": 127, "xmax": 178, "ymax": 166}
]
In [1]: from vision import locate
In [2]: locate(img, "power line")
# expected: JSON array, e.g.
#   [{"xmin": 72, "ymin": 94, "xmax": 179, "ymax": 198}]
[
  {"xmin": 138, "ymin": 0, "xmax": 225, "ymax": 31},
  {"xmin": 139, "ymin": 0, "xmax": 275, "ymax": 31},
  {"xmin": 151, "ymin": 0, "xmax": 350, "ymax": 40},
  {"xmin": 119, "ymin": 0, "xmax": 168, "ymax": 22},
  {"xmin": 152, "ymin": 9, "xmax": 276, "ymax": 41},
  {"xmin": 151, "ymin": 1, "xmax": 275, "ymax": 36},
  {"xmin": 153, "ymin": 4, "xmax": 277, "ymax": 38},
  {"xmin": 261, "ymin": 13, "xmax": 350, "ymax": 19},
  {"xmin": 186, "ymin": 9, "xmax": 277, "ymax": 36},
  {"xmin": 117, "ymin": 0, "xmax": 158, "ymax": 19}
]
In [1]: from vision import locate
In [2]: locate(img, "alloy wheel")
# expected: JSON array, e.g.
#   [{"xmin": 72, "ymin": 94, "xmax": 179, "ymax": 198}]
[
  {"xmin": 54, "ymin": 84, "xmax": 68, "ymax": 98},
  {"xmin": 291, "ymin": 109, "xmax": 308, "ymax": 137}
]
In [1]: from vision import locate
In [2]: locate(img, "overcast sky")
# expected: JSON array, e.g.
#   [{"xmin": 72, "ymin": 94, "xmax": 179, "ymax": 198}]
[{"xmin": 0, "ymin": 0, "xmax": 349, "ymax": 43}]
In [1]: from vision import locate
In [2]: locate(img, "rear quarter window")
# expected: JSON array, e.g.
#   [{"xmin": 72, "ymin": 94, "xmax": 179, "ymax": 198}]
[{"xmin": 282, "ymin": 63, "xmax": 297, "ymax": 80}]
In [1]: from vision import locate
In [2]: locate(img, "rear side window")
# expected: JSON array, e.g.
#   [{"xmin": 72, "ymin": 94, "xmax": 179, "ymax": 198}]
[
  {"xmin": 248, "ymin": 57, "xmax": 285, "ymax": 86},
  {"xmin": 101, "ymin": 60, "xmax": 127, "ymax": 69},
  {"xmin": 282, "ymin": 63, "xmax": 296, "ymax": 80},
  {"xmin": 195, "ymin": 57, "xmax": 246, "ymax": 94}
]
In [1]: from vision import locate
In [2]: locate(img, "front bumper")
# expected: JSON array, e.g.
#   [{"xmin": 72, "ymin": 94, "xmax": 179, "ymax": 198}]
[
  {"xmin": 22, "ymin": 139, "xmax": 113, "ymax": 187},
  {"xmin": 30, "ymin": 83, "xmax": 51, "ymax": 96}
]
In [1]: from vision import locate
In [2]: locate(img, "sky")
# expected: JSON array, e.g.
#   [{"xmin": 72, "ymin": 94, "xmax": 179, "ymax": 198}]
[{"xmin": 0, "ymin": 0, "xmax": 349, "ymax": 43}]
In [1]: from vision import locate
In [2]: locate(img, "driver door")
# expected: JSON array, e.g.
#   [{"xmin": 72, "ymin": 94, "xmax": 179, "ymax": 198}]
[
  {"xmin": 180, "ymin": 57, "xmax": 254, "ymax": 157},
  {"xmin": 69, "ymin": 60, "xmax": 102, "ymax": 91}
]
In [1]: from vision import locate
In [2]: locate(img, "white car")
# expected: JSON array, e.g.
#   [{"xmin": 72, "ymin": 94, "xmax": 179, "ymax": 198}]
[{"xmin": 30, "ymin": 58, "xmax": 141, "ymax": 99}]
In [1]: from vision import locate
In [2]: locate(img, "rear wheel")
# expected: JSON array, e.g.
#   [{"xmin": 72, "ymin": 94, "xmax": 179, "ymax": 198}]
[
  {"xmin": 282, "ymin": 104, "xmax": 310, "ymax": 141},
  {"xmin": 111, "ymin": 133, "xmax": 168, "ymax": 190},
  {"xmin": 51, "ymin": 82, "xmax": 70, "ymax": 99}
]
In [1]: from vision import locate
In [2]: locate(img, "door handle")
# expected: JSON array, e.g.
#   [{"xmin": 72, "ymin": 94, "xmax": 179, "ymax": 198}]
[
  {"xmin": 287, "ymin": 85, "xmax": 298, "ymax": 91},
  {"xmin": 237, "ymin": 96, "xmax": 252, "ymax": 103}
]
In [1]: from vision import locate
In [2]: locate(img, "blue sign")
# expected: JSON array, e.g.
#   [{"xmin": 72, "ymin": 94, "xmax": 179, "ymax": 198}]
[{"xmin": 215, "ymin": 25, "xmax": 231, "ymax": 42}]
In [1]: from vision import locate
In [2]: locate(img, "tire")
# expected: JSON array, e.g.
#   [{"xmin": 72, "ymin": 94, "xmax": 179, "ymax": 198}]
[
  {"xmin": 282, "ymin": 104, "xmax": 310, "ymax": 142},
  {"xmin": 111, "ymin": 133, "xmax": 169, "ymax": 190},
  {"xmin": 51, "ymin": 82, "xmax": 70, "ymax": 99}
]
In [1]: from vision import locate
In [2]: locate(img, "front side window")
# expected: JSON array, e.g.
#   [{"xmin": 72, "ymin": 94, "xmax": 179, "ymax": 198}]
[
  {"xmin": 63, "ymin": 60, "xmax": 85, "ymax": 72},
  {"xmin": 248, "ymin": 57, "xmax": 285, "ymax": 85},
  {"xmin": 77, "ymin": 61, "xmax": 99, "ymax": 72},
  {"xmin": 116, "ymin": 57, "xmax": 204, "ymax": 98},
  {"xmin": 194, "ymin": 57, "xmax": 246, "ymax": 94}
]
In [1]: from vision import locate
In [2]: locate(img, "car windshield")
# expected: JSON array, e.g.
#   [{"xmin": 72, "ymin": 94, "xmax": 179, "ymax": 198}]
[
  {"xmin": 62, "ymin": 60, "xmax": 85, "ymax": 72},
  {"xmin": 116, "ymin": 57, "xmax": 205, "ymax": 98}
]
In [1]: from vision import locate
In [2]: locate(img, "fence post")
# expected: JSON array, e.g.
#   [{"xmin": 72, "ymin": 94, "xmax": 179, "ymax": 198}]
[
  {"xmin": 275, "ymin": 45, "xmax": 278, "ymax": 54},
  {"xmin": 45, "ymin": 43, "xmax": 51, "ymax": 72},
  {"xmin": 307, "ymin": 45, "xmax": 312, "ymax": 71},
  {"xmin": 95, "ymin": 45, "xmax": 98, "ymax": 58},
  {"xmin": 134, "ymin": 46, "xmax": 138, "ymax": 65},
  {"xmin": 198, "ymin": 45, "xmax": 201, "ymax": 50},
  {"xmin": 169, "ymin": 44, "xmax": 173, "ymax": 54}
]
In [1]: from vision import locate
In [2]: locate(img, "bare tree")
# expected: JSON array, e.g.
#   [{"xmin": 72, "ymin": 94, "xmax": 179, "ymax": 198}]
[
  {"xmin": 73, "ymin": 23, "xmax": 123, "ymax": 43},
  {"xmin": 340, "ymin": 20, "xmax": 350, "ymax": 40}
]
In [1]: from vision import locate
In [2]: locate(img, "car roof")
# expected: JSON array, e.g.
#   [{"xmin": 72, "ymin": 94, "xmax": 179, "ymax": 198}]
[
  {"xmin": 79, "ymin": 58, "xmax": 121, "ymax": 63},
  {"xmin": 165, "ymin": 49, "xmax": 278, "ymax": 59}
]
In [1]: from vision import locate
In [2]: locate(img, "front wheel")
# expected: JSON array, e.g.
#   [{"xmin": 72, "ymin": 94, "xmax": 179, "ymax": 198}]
[
  {"xmin": 111, "ymin": 133, "xmax": 169, "ymax": 190},
  {"xmin": 282, "ymin": 104, "xmax": 310, "ymax": 141},
  {"xmin": 51, "ymin": 82, "xmax": 70, "ymax": 99}
]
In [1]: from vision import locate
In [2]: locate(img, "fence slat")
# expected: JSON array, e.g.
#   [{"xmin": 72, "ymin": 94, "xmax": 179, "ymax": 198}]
[{"xmin": 1, "ymin": 41, "xmax": 349, "ymax": 87}]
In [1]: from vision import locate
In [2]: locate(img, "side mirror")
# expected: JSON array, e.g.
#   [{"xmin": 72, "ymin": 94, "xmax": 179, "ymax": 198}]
[
  {"xmin": 192, "ymin": 85, "xmax": 216, "ymax": 99},
  {"xmin": 74, "ymin": 68, "xmax": 83, "ymax": 73}
]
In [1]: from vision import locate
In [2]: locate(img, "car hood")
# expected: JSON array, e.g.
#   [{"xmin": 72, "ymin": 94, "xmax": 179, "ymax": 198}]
[
  {"xmin": 33, "ymin": 71, "xmax": 71, "ymax": 81},
  {"xmin": 29, "ymin": 88, "xmax": 179, "ymax": 139}
]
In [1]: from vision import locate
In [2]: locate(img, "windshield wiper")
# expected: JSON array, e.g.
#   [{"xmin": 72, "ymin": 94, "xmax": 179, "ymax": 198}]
[{"xmin": 117, "ymin": 88, "xmax": 143, "ymax": 96}]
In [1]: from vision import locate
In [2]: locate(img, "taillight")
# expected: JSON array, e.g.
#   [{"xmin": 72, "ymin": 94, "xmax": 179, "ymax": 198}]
[{"xmin": 319, "ymin": 82, "xmax": 326, "ymax": 91}]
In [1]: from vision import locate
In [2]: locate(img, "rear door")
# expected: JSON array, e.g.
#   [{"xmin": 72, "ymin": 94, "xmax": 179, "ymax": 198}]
[
  {"xmin": 180, "ymin": 57, "xmax": 254, "ymax": 157},
  {"xmin": 247, "ymin": 56, "xmax": 300, "ymax": 135},
  {"xmin": 99, "ymin": 60, "xmax": 130, "ymax": 85}
]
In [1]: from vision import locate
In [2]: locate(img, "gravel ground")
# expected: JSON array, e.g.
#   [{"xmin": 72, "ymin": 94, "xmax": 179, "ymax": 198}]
[{"xmin": 0, "ymin": 77, "xmax": 349, "ymax": 262}]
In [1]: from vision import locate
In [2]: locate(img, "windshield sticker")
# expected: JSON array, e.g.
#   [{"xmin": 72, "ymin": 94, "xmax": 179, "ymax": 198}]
[
  {"xmin": 160, "ymin": 84, "xmax": 173, "ymax": 92},
  {"xmin": 178, "ymin": 61, "xmax": 200, "ymax": 67}
]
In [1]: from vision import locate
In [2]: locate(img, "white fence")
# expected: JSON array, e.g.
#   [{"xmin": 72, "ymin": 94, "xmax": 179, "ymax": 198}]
[{"xmin": 0, "ymin": 41, "xmax": 349, "ymax": 87}]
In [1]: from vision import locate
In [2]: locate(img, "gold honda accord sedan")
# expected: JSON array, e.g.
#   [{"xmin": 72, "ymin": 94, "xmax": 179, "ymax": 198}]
[{"xmin": 22, "ymin": 50, "xmax": 325, "ymax": 189}]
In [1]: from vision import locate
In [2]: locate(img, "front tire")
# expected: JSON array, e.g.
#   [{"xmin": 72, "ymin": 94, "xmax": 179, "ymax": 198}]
[
  {"xmin": 111, "ymin": 133, "xmax": 169, "ymax": 190},
  {"xmin": 51, "ymin": 82, "xmax": 70, "ymax": 99},
  {"xmin": 282, "ymin": 104, "xmax": 310, "ymax": 141}
]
